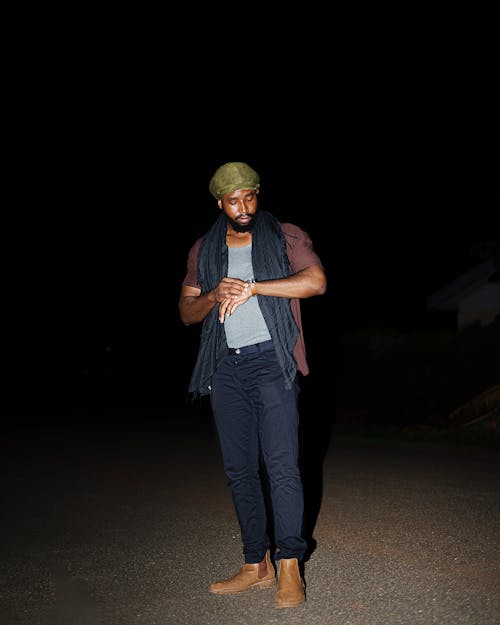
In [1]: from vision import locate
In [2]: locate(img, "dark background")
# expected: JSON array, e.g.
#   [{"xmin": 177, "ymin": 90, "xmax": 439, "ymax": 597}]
[
  {"xmin": 3, "ymin": 0, "xmax": 497, "ymax": 434},
  {"xmin": 2, "ymin": 134, "xmax": 499, "ymax": 429}
]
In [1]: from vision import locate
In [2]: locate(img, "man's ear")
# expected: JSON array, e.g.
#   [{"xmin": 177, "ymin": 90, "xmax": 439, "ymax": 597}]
[{"xmin": 217, "ymin": 199, "xmax": 223, "ymax": 210}]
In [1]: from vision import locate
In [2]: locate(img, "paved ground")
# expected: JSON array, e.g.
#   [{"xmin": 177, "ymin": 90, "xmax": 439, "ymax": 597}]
[{"xmin": 1, "ymin": 419, "xmax": 499, "ymax": 625}]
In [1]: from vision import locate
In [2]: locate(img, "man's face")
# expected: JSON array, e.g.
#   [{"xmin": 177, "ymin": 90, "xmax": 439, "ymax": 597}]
[{"xmin": 219, "ymin": 188, "xmax": 259, "ymax": 233}]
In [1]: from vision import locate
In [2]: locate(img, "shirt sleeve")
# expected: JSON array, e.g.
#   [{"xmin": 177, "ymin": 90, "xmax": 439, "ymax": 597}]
[
  {"xmin": 181, "ymin": 238, "xmax": 202, "ymax": 289},
  {"xmin": 282, "ymin": 223, "xmax": 324, "ymax": 274}
]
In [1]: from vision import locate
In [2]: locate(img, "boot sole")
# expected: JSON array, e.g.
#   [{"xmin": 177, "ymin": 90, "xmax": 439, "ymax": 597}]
[
  {"xmin": 276, "ymin": 597, "xmax": 306, "ymax": 608},
  {"xmin": 210, "ymin": 578, "xmax": 276, "ymax": 594}
]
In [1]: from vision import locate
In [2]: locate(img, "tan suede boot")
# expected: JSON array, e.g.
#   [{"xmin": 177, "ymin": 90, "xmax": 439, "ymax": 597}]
[
  {"xmin": 209, "ymin": 550, "xmax": 276, "ymax": 594},
  {"xmin": 275, "ymin": 557, "xmax": 305, "ymax": 608}
]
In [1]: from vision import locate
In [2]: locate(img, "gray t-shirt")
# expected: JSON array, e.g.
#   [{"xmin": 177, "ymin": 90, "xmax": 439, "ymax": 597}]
[{"xmin": 224, "ymin": 243, "xmax": 271, "ymax": 348}]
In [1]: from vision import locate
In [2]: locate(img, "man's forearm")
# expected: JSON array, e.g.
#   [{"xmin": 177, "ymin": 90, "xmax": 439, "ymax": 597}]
[
  {"xmin": 253, "ymin": 266, "xmax": 327, "ymax": 299},
  {"xmin": 179, "ymin": 291, "xmax": 217, "ymax": 325}
]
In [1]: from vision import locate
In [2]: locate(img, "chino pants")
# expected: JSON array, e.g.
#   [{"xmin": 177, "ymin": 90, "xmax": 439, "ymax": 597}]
[{"xmin": 210, "ymin": 341, "xmax": 307, "ymax": 564}]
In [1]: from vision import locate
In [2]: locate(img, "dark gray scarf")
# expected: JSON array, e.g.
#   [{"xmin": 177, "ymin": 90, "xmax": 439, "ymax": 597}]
[{"xmin": 188, "ymin": 209, "xmax": 299, "ymax": 397}]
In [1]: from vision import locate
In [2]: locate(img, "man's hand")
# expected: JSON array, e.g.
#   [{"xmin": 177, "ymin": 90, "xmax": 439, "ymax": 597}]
[
  {"xmin": 214, "ymin": 277, "xmax": 249, "ymax": 303},
  {"xmin": 219, "ymin": 283, "xmax": 252, "ymax": 322}
]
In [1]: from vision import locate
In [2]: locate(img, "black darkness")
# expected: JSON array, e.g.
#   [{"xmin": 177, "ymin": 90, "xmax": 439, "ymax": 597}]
[{"xmin": 2, "ymin": 134, "xmax": 498, "ymax": 428}]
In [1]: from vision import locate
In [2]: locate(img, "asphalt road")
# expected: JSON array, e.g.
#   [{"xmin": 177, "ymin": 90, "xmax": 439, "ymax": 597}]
[{"xmin": 1, "ymin": 419, "xmax": 499, "ymax": 625}]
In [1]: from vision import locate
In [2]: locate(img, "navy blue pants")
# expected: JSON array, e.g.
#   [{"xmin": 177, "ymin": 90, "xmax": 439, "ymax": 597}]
[{"xmin": 210, "ymin": 341, "xmax": 307, "ymax": 564}]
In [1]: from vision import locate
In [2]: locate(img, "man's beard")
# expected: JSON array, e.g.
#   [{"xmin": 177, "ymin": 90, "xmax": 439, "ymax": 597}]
[{"xmin": 225, "ymin": 212, "xmax": 257, "ymax": 233}]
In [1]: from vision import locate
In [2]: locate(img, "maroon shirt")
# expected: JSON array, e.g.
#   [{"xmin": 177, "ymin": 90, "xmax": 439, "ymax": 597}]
[{"xmin": 181, "ymin": 222, "xmax": 324, "ymax": 377}]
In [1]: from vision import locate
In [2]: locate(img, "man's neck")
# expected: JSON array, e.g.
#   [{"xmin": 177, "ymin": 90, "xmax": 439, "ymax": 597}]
[{"xmin": 226, "ymin": 228, "xmax": 252, "ymax": 248}]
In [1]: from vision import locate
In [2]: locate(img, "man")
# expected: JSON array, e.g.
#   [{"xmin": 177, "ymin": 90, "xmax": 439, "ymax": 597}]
[{"xmin": 178, "ymin": 162, "xmax": 327, "ymax": 608}]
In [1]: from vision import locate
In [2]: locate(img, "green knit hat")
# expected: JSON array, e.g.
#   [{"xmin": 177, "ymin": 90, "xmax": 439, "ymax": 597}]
[{"xmin": 209, "ymin": 162, "xmax": 260, "ymax": 199}]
